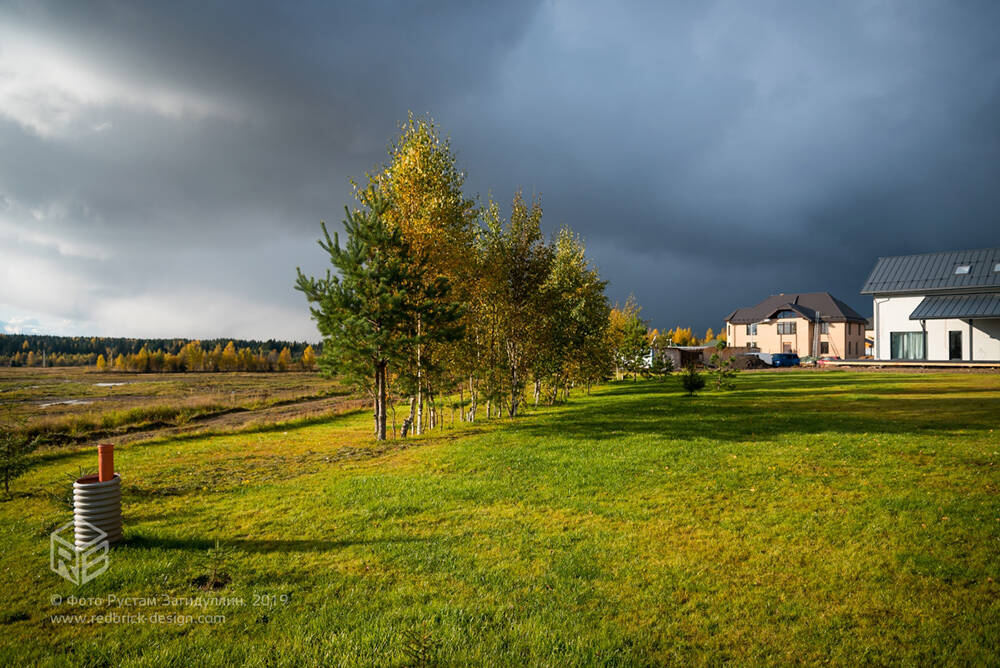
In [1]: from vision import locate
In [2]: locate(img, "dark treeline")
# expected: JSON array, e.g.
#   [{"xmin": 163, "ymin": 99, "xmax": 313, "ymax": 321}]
[{"xmin": 0, "ymin": 334, "xmax": 319, "ymax": 371}]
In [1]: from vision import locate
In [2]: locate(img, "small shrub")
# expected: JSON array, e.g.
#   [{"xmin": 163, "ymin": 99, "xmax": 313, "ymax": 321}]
[
  {"xmin": 401, "ymin": 621, "xmax": 436, "ymax": 667},
  {"xmin": 649, "ymin": 354, "xmax": 674, "ymax": 379},
  {"xmin": 0, "ymin": 414, "xmax": 39, "ymax": 497},
  {"xmin": 709, "ymin": 352, "xmax": 738, "ymax": 391},
  {"xmin": 191, "ymin": 540, "xmax": 233, "ymax": 590},
  {"xmin": 680, "ymin": 364, "xmax": 705, "ymax": 396}
]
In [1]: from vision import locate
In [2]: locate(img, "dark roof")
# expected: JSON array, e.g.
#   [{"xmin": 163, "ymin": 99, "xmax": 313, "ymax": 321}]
[
  {"xmin": 861, "ymin": 246, "xmax": 1000, "ymax": 295},
  {"xmin": 909, "ymin": 293, "xmax": 1000, "ymax": 320},
  {"xmin": 725, "ymin": 292, "xmax": 868, "ymax": 325}
]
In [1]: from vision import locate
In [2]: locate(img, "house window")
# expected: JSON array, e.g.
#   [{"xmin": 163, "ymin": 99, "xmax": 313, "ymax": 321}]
[
  {"xmin": 890, "ymin": 332, "xmax": 925, "ymax": 360},
  {"xmin": 748, "ymin": 340, "xmax": 756, "ymax": 349},
  {"xmin": 777, "ymin": 322, "xmax": 796, "ymax": 335},
  {"xmin": 746, "ymin": 323, "xmax": 757, "ymax": 336},
  {"xmin": 820, "ymin": 322, "xmax": 829, "ymax": 334},
  {"xmin": 775, "ymin": 309, "xmax": 796, "ymax": 319},
  {"xmin": 954, "ymin": 264, "xmax": 971, "ymax": 275},
  {"xmin": 820, "ymin": 342, "xmax": 829, "ymax": 355},
  {"xmin": 994, "ymin": 262, "xmax": 1000, "ymax": 272}
]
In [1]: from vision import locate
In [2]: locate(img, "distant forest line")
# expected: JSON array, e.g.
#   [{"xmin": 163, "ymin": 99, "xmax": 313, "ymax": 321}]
[{"xmin": 0, "ymin": 334, "xmax": 319, "ymax": 371}]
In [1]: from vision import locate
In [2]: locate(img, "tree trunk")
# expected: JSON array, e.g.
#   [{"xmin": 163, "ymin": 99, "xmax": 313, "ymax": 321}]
[
  {"xmin": 415, "ymin": 318, "xmax": 423, "ymax": 435},
  {"xmin": 371, "ymin": 368, "xmax": 380, "ymax": 439},
  {"xmin": 401, "ymin": 395, "xmax": 416, "ymax": 437},
  {"xmin": 375, "ymin": 362, "xmax": 387, "ymax": 440},
  {"xmin": 459, "ymin": 386, "xmax": 465, "ymax": 421},
  {"xmin": 533, "ymin": 379, "xmax": 541, "ymax": 408},
  {"xmin": 416, "ymin": 382, "xmax": 423, "ymax": 436},
  {"xmin": 509, "ymin": 365, "xmax": 519, "ymax": 418},
  {"xmin": 468, "ymin": 375, "xmax": 477, "ymax": 422}
]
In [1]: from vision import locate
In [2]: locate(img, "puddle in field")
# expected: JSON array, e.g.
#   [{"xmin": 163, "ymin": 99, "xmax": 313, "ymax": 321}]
[
  {"xmin": 39, "ymin": 399, "xmax": 94, "ymax": 408},
  {"xmin": 94, "ymin": 382, "xmax": 128, "ymax": 387}
]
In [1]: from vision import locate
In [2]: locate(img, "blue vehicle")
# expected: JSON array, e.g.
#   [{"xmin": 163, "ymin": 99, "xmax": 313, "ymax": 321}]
[{"xmin": 769, "ymin": 353, "xmax": 800, "ymax": 367}]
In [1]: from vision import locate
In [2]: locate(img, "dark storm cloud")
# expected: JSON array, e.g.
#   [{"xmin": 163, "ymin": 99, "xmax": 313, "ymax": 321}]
[{"xmin": 1, "ymin": 0, "xmax": 999, "ymax": 338}]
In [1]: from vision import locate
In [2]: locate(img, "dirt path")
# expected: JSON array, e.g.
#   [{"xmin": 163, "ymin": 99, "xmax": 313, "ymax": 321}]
[{"xmin": 88, "ymin": 394, "xmax": 368, "ymax": 447}]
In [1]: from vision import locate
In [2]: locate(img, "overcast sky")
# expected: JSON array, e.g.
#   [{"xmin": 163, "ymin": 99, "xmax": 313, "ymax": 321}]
[{"xmin": 2, "ymin": 1, "xmax": 999, "ymax": 341}]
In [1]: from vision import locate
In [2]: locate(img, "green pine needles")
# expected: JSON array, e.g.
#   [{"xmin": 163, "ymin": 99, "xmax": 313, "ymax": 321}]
[{"xmin": 296, "ymin": 192, "xmax": 462, "ymax": 440}]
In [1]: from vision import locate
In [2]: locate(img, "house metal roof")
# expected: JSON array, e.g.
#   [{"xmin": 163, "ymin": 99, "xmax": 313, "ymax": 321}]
[
  {"xmin": 861, "ymin": 246, "xmax": 1000, "ymax": 295},
  {"xmin": 725, "ymin": 292, "xmax": 868, "ymax": 325},
  {"xmin": 909, "ymin": 292, "xmax": 1000, "ymax": 320}
]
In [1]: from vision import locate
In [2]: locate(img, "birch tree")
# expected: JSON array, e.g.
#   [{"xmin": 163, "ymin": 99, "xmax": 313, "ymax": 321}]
[{"xmin": 358, "ymin": 114, "xmax": 475, "ymax": 434}]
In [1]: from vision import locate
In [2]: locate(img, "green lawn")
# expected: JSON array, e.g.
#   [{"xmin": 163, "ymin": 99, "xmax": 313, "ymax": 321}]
[{"xmin": 2, "ymin": 371, "xmax": 999, "ymax": 665}]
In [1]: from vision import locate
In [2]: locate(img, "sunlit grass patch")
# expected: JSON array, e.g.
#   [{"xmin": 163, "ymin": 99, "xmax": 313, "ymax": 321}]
[{"xmin": 1, "ymin": 371, "xmax": 998, "ymax": 665}]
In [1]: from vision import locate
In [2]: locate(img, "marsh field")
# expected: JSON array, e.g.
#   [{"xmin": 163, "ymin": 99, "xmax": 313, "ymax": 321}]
[
  {"xmin": 0, "ymin": 367, "xmax": 358, "ymax": 446},
  {"xmin": 1, "ymin": 369, "xmax": 999, "ymax": 665}
]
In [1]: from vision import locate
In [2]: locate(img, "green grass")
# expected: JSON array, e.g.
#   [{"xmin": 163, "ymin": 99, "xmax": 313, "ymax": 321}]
[{"xmin": 1, "ymin": 371, "xmax": 999, "ymax": 665}]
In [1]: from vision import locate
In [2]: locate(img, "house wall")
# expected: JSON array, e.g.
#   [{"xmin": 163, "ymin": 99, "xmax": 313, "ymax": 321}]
[
  {"xmin": 726, "ymin": 318, "xmax": 866, "ymax": 357},
  {"xmin": 872, "ymin": 295, "xmax": 1000, "ymax": 360}
]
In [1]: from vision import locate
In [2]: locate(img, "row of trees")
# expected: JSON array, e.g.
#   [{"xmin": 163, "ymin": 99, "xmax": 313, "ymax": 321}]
[
  {"xmin": 0, "ymin": 334, "xmax": 316, "ymax": 369},
  {"xmin": 605, "ymin": 296, "xmax": 727, "ymax": 380},
  {"xmin": 657, "ymin": 326, "xmax": 723, "ymax": 347},
  {"xmin": 3, "ymin": 351, "xmax": 97, "ymax": 367},
  {"xmin": 93, "ymin": 341, "xmax": 317, "ymax": 373},
  {"xmin": 298, "ymin": 116, "xmax": 614, "ymax": 440}
]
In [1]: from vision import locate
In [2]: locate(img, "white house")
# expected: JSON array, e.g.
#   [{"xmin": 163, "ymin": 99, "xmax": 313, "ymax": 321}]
[{"xmin": 861, "ymin": 246, "xmax": 1000, "ymax": 361}]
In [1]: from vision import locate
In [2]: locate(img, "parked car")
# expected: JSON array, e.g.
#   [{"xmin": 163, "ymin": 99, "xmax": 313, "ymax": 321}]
[{"xmin": 770, "ymin": 353, "xmax": 800, "ymax": 367}]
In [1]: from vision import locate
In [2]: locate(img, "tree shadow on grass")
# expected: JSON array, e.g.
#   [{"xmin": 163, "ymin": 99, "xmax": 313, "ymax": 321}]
[
  {"xmin": 123, "ymin": 533, "xmax": 430, "ymax": 553},
  {"xmin": 600, "ymin": 373, "xmax": 1000, "ymax": 399},
  {"xmin": 517, "ymin": 378, "xmax": 1000, "ymax": 444}
]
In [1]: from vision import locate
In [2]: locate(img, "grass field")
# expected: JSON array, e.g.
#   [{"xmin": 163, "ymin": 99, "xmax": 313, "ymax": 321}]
[{"xmin": 1, "ymin": 370, "xmax": 999, "ymax": 665}]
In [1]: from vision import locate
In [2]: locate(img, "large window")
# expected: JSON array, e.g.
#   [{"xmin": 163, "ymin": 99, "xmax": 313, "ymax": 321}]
[
  {"xmin": 890, "ymin": 332, "xmax": 925, "ymax": 360},
  {"xmin": 777, "ymin": 322, "xmax": 796, "ymax": 335},
  {"xmin": 746, "ymin": 323, "xmax": 757, "ymax": 336},
  {"xmin": 775, "ymin": 309, "xmax": 796, "ymax": 319},
  {"xmin": 820, "ymin": 322, "xmax": 829, "ymax": 334}
]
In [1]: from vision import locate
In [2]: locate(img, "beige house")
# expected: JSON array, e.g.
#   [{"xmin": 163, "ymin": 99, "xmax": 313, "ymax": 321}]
[{"xmin": 725, "ymin": 292, "xmax": 868, "ymax": 358}]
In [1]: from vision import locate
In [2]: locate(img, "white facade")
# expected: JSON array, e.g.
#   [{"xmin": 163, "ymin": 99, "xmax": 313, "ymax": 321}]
[{"xmin": 873, "ymin": 295, "xmax": 1000, "ymax": 361}]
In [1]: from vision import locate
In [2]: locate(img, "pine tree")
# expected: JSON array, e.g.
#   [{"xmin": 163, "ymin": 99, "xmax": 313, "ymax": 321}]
[
  {"xmin": 296, "ymin": 191, "xmax": 462, "ymax": 440},
  {"xmin": 681, "ymin": 363, "xmax": 706, "ymax": 395},
  {"xmin": 357, "ymin": 114, "xmax": 475, "ymax": 434}
]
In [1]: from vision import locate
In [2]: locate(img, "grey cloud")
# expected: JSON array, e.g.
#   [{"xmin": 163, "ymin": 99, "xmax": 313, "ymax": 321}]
[{"xmin": 1, "ymin": 0, "xmax": 998, "ymax": 338}]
